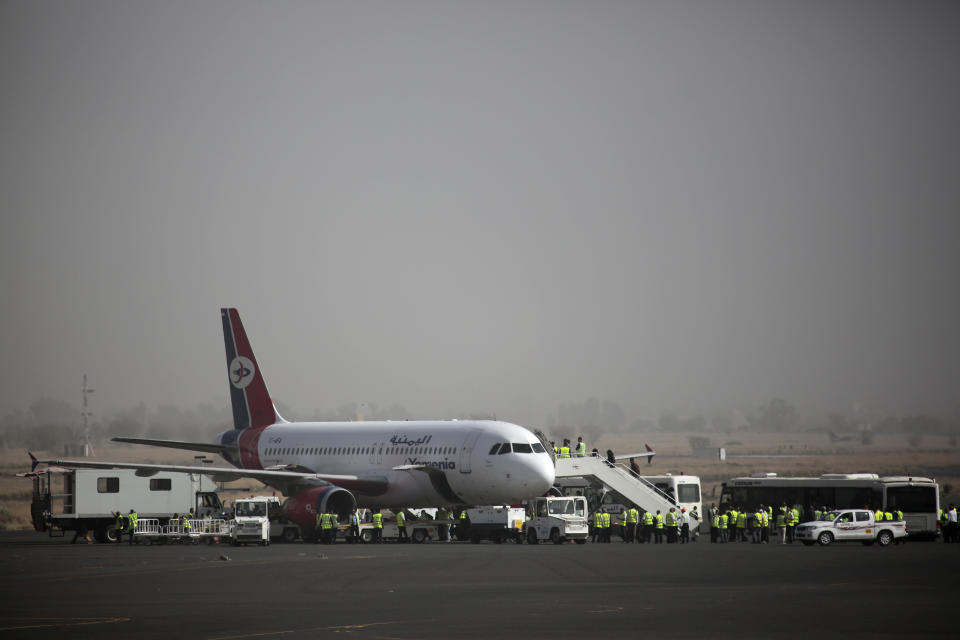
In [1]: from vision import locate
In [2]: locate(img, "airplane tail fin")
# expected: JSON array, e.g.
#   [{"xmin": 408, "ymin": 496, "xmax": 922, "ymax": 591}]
[{"xmin": 221, "ymin": 308, "xmax": 276, "ymax": 430}]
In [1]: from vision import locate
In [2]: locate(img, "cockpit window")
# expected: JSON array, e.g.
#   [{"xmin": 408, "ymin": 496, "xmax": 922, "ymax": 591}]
[
  {"xmin": 497, "ymin": 443, "xmax": 511, "ymax": 455},
  {"xmin": 512, "ymin": 443, "xmax": 533, "ymax": 454},
  {"xmin": 489, "ymin": 443, "xmax": 502, "ymax": 455},
  {"xmin": 532, "ymin": 442, "xmax": 545, "ymax": 453}
]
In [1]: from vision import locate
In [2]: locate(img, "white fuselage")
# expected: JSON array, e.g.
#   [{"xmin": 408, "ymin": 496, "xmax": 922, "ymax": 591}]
[{"xmin": 251, "ymin": 419, "xmax": 555, "ymax": 507}]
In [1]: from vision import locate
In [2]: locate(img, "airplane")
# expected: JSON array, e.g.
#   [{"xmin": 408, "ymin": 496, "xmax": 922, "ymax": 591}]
[{"xmin": 37, "ymin": 309, "xmax": 557, "ymax": 535}]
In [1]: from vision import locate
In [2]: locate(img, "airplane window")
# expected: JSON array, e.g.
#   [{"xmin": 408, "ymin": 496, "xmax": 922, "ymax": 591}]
[
  {"xmin": 497, "ymin": 443, "xmax": 511, "ymax": 455},
  {"xmin": 532, "ymin": 443, "xmax": 545, "ymax": 453},
  {"xmin": 513, "ymin": 443, "xmax": 533, "ymax": 454},
  {"xmin": 489, "ymin": 444, "xmax": 501, "ymax": 455}
]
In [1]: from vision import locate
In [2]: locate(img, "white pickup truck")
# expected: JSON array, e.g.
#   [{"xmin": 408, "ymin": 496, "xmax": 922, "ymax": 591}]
[{"xmin": 795, "ymin": 509, "xmax": 907, "ymax": 547}]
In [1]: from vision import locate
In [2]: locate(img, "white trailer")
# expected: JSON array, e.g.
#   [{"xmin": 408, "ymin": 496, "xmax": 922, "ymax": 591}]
[
  {"xmin": 23, "ymin": 466, "xmax": 222, "ymax": 543},
  {"xmin": 462, "ymin": 506, "xmax": 525, "ymax": 543}
]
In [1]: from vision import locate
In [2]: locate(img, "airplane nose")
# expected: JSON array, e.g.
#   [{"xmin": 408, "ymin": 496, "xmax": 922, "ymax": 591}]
[{"xmin": 529, "ymin": 456, "xmax": 555, "ymax": 494}]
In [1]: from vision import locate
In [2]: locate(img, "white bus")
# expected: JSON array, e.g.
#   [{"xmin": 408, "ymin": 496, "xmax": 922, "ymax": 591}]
[{"xmin": 719, "ymin": 473, "xmax": 940, "ymax": 539}]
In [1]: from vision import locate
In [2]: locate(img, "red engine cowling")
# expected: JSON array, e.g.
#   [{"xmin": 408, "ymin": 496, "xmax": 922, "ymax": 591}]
[{"xmin": 283, "ymin": 486, "xmax": 357, "ymax": 533}]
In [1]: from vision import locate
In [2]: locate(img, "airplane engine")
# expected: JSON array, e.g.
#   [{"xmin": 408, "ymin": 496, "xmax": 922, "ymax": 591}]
[{"xmin": 283, "ymin": 485, "xmax": 357, "ymax": 532}]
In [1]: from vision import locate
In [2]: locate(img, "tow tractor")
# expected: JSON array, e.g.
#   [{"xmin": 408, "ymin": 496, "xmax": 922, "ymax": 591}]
[
  {"xmin": 230, "ymin": 496, "xmax": 274, "ymax": 545},
  {"xmin": 524, "ymin": 495, "xmax": 589, "ymax": 544}
]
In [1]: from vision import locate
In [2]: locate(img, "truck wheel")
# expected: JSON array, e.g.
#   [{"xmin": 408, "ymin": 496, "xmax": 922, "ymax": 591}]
[
  {"xmin": 526, "ymin": 528, "xmax": 538, "ymax": 545},
  {"xmin": 550, "ymin": 528, "xmax": 564, "ymax": 545},
  {"xmin": 282, "ymin": 528, "xmax": 297, "ymax": 543},
  {"xmin": 412, "ymin": 529, "xmax": 428, "ymax": 544},
  {"xmin": 817, "ymin": 531, "xmax": 834, "ymax": 546},
  {"xmin": 105, "ymin": 526, "xmax": 120, "ymax": 543},
  {"xmin": 492, "ymin": 532, "xmax": 503, "ymax": 544},
  {"xmin": 877, "ymin": 530, "xmax": 893, "ymax": 547},
  {"xmin": 361, "ymin": 530, "xmax": 374, "ymax": 544}
]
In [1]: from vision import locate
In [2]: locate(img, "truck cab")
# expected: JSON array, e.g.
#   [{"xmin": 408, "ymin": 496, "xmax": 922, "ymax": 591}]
[
  {"xmin": 231, "ymin": 496, "xmax": 275, "ymax": 545},
  {"xmin": 524, "ymin": 496, "xmax": 589, "ymax": 545}
]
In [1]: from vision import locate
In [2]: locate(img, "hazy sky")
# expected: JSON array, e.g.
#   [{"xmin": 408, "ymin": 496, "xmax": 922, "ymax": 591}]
[{"xmin": 2, "ymin": 1, "xmax": 958, "ymax": 428}]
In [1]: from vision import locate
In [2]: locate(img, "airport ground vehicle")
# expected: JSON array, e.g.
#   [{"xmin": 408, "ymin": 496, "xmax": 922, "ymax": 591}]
[
  {"xmin": 231, "ymin": 496, "xmax": 275, "ymax": 545},
  {"xmin": 525, "ymin": 495, "xmax": 589, "ymax": 544},
  {"xmin": 461, "ymin": 505, "xmax": 525, "ymax": 543},
  {"xmin": 719, "ymin": 473, "xmax": 940, "ymax": 539},
  {"xmin": 794, "ymin": 509, "xmax": 907, "ymax": 547},
  {"xmin": 21, "ymin": 466, "xmax": 222, "ymax": 543},
  {"xmin": 358, "ymin": 511, "xmax": 449, "ymax": 543}
]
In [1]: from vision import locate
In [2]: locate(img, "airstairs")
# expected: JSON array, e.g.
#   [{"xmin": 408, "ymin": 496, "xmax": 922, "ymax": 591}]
[{"xmin": 554, "ymin": 455, "xmax": 679, "ymax": 515}]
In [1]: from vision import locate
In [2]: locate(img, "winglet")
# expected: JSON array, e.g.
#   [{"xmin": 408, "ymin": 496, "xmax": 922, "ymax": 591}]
[
  {"xmin": 28, "ymin": 451, "xmax": 39, "ymax": 471},
  {"xmin": 645, "ymin": 443, "xmax": 655, "ymax": 465}
]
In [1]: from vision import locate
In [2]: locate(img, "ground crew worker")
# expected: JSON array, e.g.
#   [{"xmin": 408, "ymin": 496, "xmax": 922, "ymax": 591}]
[
  {"xmin": 350, "ymin": 508, "xmax": 361, "ymax": 543},
  {"xmin": 718, "ymin": 511, "xmax": 728, "ymax": 543},
  {"xmin": 711, "ymin": 511, "xmax": 720, "ymax": 543},
  {"xmin": 559, "ymin": 441, "xmax": 571, "ymax": 459},
  {"xmin": 689, "ymin": 506, "xmax": 700, "ymax": 541},
  {"xmin": 317, "ymin": 512, "xmax": 330, "ymax": 544},
  {"xmin": 786, "ymin": 507, "xmax": 797, "ymax": 544},
  {"xmin": 372, "ymin": 511, "xmax": 383, "ymax": 543},
  {"xmin": 114, "ymin": 511, "xmax": 126, "ymax": 544},
  {"xmin": 592, "ymin": 511, "xmax": 603, "ymax": 543},
  {"xmin": 680, "ymin": 508, "xmax": 690, "ymax": 543},
  {"xmin": 601, "ymin": 510, "xmax": 611, "ymax": 543},
  {"xmin": 736, "ymin": 509, "xmax": 747, "ymax": 542},
  {"xmin": 654, "ymin": 510, "xmax": 664, "ymax": 544},
  {"xmin": 626, "ymin": 506, "xmax": 639, "ymax": 543},
  {"xmin": 182, "ymin": 514, "xmax": 192, "ymax": 541},
  {"xmin": 777, "ymin": 506, "xmax": 787, "ymax": 544},
  {"xmin": 329, "ymin": 512, "xmax": 339, "ymax": 544},
  {"xmin": 575, "ymin": 436, "xmax": 586, "ymax": 458},
  {"xmin": 396, "ymin": 510, "xmax": 407, "ymax": 542},
  {"xmin": 759, "ymin": 505, "xmax": 769, "ymax": 544},
  {"xmin": 642, "ymin": 509, "xmax": 653, "ymax": 543},
  {"xmin": 457, "ymin": 509, "xmax": 469, "ymax": 540},
  {"xmin": 665, "ymin": 508, "xmax": 677, "ymax": 543},
  {"xmin": 127, "ymin": 509, "xmax": 138, "ymax": 545}
]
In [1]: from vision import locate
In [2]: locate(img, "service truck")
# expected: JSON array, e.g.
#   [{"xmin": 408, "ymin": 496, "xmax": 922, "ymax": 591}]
[
  {"xmin": 228, "ymin": 496, "xmax": 276, "ymax": 545},
  {"xmin": 794, "ymin": 509, "xmax": 908, "ymax": 547},
  {"xmin": 524, "ymin": 495, "xmax": 589, "ymax": 544},
  {"xmin": 462, "ymin": 505, "xmax": 525, "ymax": 543},
  {"xmin": 22, "ymin": 466, "xmax": 222, "ymax": 543}
]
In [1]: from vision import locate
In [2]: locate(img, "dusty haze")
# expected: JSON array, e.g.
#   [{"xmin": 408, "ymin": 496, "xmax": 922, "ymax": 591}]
[{"xmin": 2, "ymin": 1, "xmax": 958, "ymax": 430}]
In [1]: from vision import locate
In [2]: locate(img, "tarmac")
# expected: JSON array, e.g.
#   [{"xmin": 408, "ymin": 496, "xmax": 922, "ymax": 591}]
[{"xmin": 1, "ymin": 530, "xmax": 957, "ymax": 639}]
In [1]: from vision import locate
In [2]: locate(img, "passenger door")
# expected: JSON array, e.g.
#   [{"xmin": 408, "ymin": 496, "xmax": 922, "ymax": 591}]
[{"xmin": 834, "ymin": 511, "xmax": 857, "ymax": 540}]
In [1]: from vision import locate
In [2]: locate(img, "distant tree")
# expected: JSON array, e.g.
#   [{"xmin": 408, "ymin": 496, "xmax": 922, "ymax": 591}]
[{"xmin": 750, "ymin": 398, "xmax": 799, "ymax": 432}]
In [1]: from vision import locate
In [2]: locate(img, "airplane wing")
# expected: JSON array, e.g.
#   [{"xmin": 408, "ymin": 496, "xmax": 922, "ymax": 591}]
[
  {"xmin": 36, "ymin": 458, "xmax": 388, "ymax": 496},
  {"xmin": 112, "ymin": 437, "xmax": 235, "ymax": 456}
]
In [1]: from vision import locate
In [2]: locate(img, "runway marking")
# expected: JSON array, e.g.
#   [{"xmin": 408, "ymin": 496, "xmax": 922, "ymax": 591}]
[
  {"xmin": 208, "ymin": 620, "xmax": 396, "ymax": 639},
  {"xmin": 0, "ymin": 616, "xmax": 130, "ymax": 631},
  {"xmin": 588, "ymin": 606, "xmax": 624, "ymax": 614}
]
